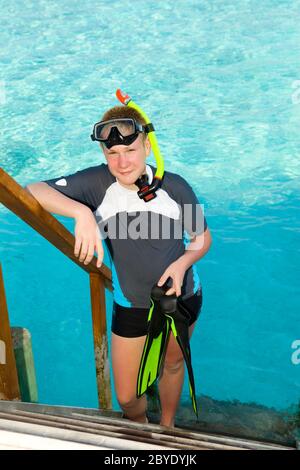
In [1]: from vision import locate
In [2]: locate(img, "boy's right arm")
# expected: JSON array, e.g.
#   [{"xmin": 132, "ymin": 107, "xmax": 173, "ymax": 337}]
[
  {"xmin": 25, "ymin": 182, "xmax": 103, "ymax": 268},
  {"xmin": 25, "ymin": 182, "xmax": 88, "ymax": 219}
]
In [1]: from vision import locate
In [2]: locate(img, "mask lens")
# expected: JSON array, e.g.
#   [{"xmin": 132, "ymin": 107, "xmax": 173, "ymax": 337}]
[{"xmin": 96, "ymin": 118, "xmax": 136, "ymax": 140}]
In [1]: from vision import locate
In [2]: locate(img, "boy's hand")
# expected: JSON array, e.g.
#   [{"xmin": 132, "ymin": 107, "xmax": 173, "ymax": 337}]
[
  {"xmin": 74, "ymin": 206, "xmax": 104, "ymax": 268},
  {"xmin": 157, "ymin": 258, "xmax": 187, "ymax": 297}
]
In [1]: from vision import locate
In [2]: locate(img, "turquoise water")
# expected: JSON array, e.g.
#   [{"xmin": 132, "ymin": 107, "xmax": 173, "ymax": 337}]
[{"xmin": 0, "ymin": 0, "xmax": 299, "ymax": 414}]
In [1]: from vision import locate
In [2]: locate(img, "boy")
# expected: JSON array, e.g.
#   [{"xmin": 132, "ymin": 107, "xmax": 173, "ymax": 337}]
[{"xmin": 26, "ymin": 105, "xmax": 212, "ymax": 427}]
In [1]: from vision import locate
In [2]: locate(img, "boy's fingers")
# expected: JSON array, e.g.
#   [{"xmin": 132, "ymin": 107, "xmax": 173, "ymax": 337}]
[
  {"xmin": 84, "ymin": 240, "xmax": 104, "ymax": 267},
  {"xmin": 79, "ymin": 239, "xmax": 89, "ymax": 262},
  {"xmin": 174, "ymin": 280, "xmax": 181, "ymax": 297},
  {"xmin": 176, "ymin": 284, "xmax": 182, "ymax": 297},
  {"xmin": 165, "ymin": 288, "xmax": 174, "ymax": 296},
  {"xmin": 157, "ymin": 274, "xmax": 168, "ymax": 286},
  {"xmin": 84, "ymin": 243, "xmax": 95, "ymax": 265},
  {"xmin": 74, "ymin": 237, "xmax": 82, "ymax": 257},
  {"xmin": 166, "ymin": 280, "xmax": 181, "ymax": 297},
  {"xmin": 158, "ymin": 274, "xmax": 182, "ymax": 294}
]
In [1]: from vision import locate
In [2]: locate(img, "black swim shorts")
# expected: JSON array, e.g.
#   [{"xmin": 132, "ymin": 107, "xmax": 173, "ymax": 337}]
[{"xmin": 111, "ymin": 288, "xmax": 203, "ymax": 338}]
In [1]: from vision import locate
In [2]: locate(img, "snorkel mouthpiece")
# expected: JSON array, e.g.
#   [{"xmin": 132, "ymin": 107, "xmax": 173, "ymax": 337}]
[
  {"xmin": 116, "ymin": 88, "xmax": 165, "ymax": 202},
  {"xmin": 135, "ymin": 173, "xmax": 156, "ymax": 202}
]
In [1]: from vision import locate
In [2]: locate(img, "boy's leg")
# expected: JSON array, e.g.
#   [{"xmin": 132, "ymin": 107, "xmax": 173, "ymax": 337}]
[
  {"xmin": 158, "ymin": 323, "xmax": 196, "ymax": 427},
  {"xmin": 111, "ymin": 332, "xmax": 148, "ymax": 423}
]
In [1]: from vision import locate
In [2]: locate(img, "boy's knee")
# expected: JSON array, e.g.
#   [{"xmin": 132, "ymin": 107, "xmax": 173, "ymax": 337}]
[
  {"xmin": 163, "ymin": 356, "xmax": 184, "ymax": 374},
  {"xmin": 117, "ymin": 393, "xmax": 139, "ymax": 410},
  {"xmin": 117, "ymin": 393, "xmax": 147, "ymax": 423}
]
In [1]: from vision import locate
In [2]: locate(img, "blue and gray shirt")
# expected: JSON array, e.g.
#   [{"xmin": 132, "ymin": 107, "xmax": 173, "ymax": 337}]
[{"xmin": 44, "ymin": 163, "xmax": 207, "ymax": 308}]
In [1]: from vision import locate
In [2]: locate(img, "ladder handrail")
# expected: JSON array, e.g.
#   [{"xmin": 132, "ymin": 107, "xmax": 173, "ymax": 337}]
[
  {"xmin": 0, "ymin": 168, "xmax": 112, "ymax": 290},
  {"xmin": 0, "ymin": 167, "xmax": 112, "ymax": 409}
]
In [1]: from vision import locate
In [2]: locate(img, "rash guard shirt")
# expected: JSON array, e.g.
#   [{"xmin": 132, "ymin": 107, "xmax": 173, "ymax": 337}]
[{"xmin": 43, "ymin": 163, "xmax": 207, "ymax": 308}]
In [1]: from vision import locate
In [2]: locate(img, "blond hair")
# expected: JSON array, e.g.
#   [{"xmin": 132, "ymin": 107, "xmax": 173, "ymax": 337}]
[{"xmin": 100, "ymin": 106, "xmax": 147, "ymax": 142}]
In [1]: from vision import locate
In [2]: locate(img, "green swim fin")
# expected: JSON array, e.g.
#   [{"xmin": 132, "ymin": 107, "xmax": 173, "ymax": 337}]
[
  {"xmin": 136, "ymin": 282, "xmax": 198, "ymax": 417},
  {"xmin": 136, "ymin": 284, "xmax": 171, "ymax": 398},
  {"xmin": 162, "ymin": 294, "xmax": 198, "ymax": 417}
]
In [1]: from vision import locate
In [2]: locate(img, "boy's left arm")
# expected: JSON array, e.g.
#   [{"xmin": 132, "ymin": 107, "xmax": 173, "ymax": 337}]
[
  {"xmin": 178, "ymin": 227, "xmax": 212, "ymax": 271},
  {"xmin": 158, "ymin": 228, "xmax": 212, "ymax": 296}
]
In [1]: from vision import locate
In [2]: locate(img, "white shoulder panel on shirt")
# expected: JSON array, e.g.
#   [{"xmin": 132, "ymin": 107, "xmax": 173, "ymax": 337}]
[{"xmin": 95, "ymin": 165, "xmax": 181, "ymax": 222}]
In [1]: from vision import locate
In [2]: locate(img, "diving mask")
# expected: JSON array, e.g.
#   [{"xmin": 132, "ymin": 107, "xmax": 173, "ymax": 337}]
[{"xmin": 90, "ymin": 118, "xmax": 153, "ymax": 149}]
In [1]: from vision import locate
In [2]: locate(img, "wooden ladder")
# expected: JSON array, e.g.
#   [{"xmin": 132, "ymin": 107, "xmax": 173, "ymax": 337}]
[{"xmin": 0, "ymin": 167, "xmax": 113, "ymax": 409}]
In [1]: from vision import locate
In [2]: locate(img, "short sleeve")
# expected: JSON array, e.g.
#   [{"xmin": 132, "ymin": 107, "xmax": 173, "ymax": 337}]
[
  {"xmin": 176, "ymin": 176, "xmax": 208, "ymax": 238},
  {"xmin": 42, "ymin": 164, "xmax": 106, "ymax": 212}
]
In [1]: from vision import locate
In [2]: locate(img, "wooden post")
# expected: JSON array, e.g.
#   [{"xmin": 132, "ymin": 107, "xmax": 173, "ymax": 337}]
[
  {"xmin": 0, "ymin": 168, "xmax": 113, "ymax": 408},
  {"xmin": 11, "ymin": 327, "xmax": 38, "ymax": 403},
  {"xmin": 0, "ymin": 263, "xmax": 21, "ymax": 401},
  {"xmin": 89, "ymin": 273, "xmax": 112, "ymax": 410}
]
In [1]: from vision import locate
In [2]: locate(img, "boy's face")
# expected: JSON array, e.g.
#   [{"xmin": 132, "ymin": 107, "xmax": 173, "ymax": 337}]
[{"xmin": 101, "ymin": 134, "xmax": 151, "ymax": 190}]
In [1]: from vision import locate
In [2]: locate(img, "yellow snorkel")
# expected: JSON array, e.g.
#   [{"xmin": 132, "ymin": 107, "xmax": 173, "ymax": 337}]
[{"xmin": 116, "ymin": 89, "xmax": 165, "ymax": 202}]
